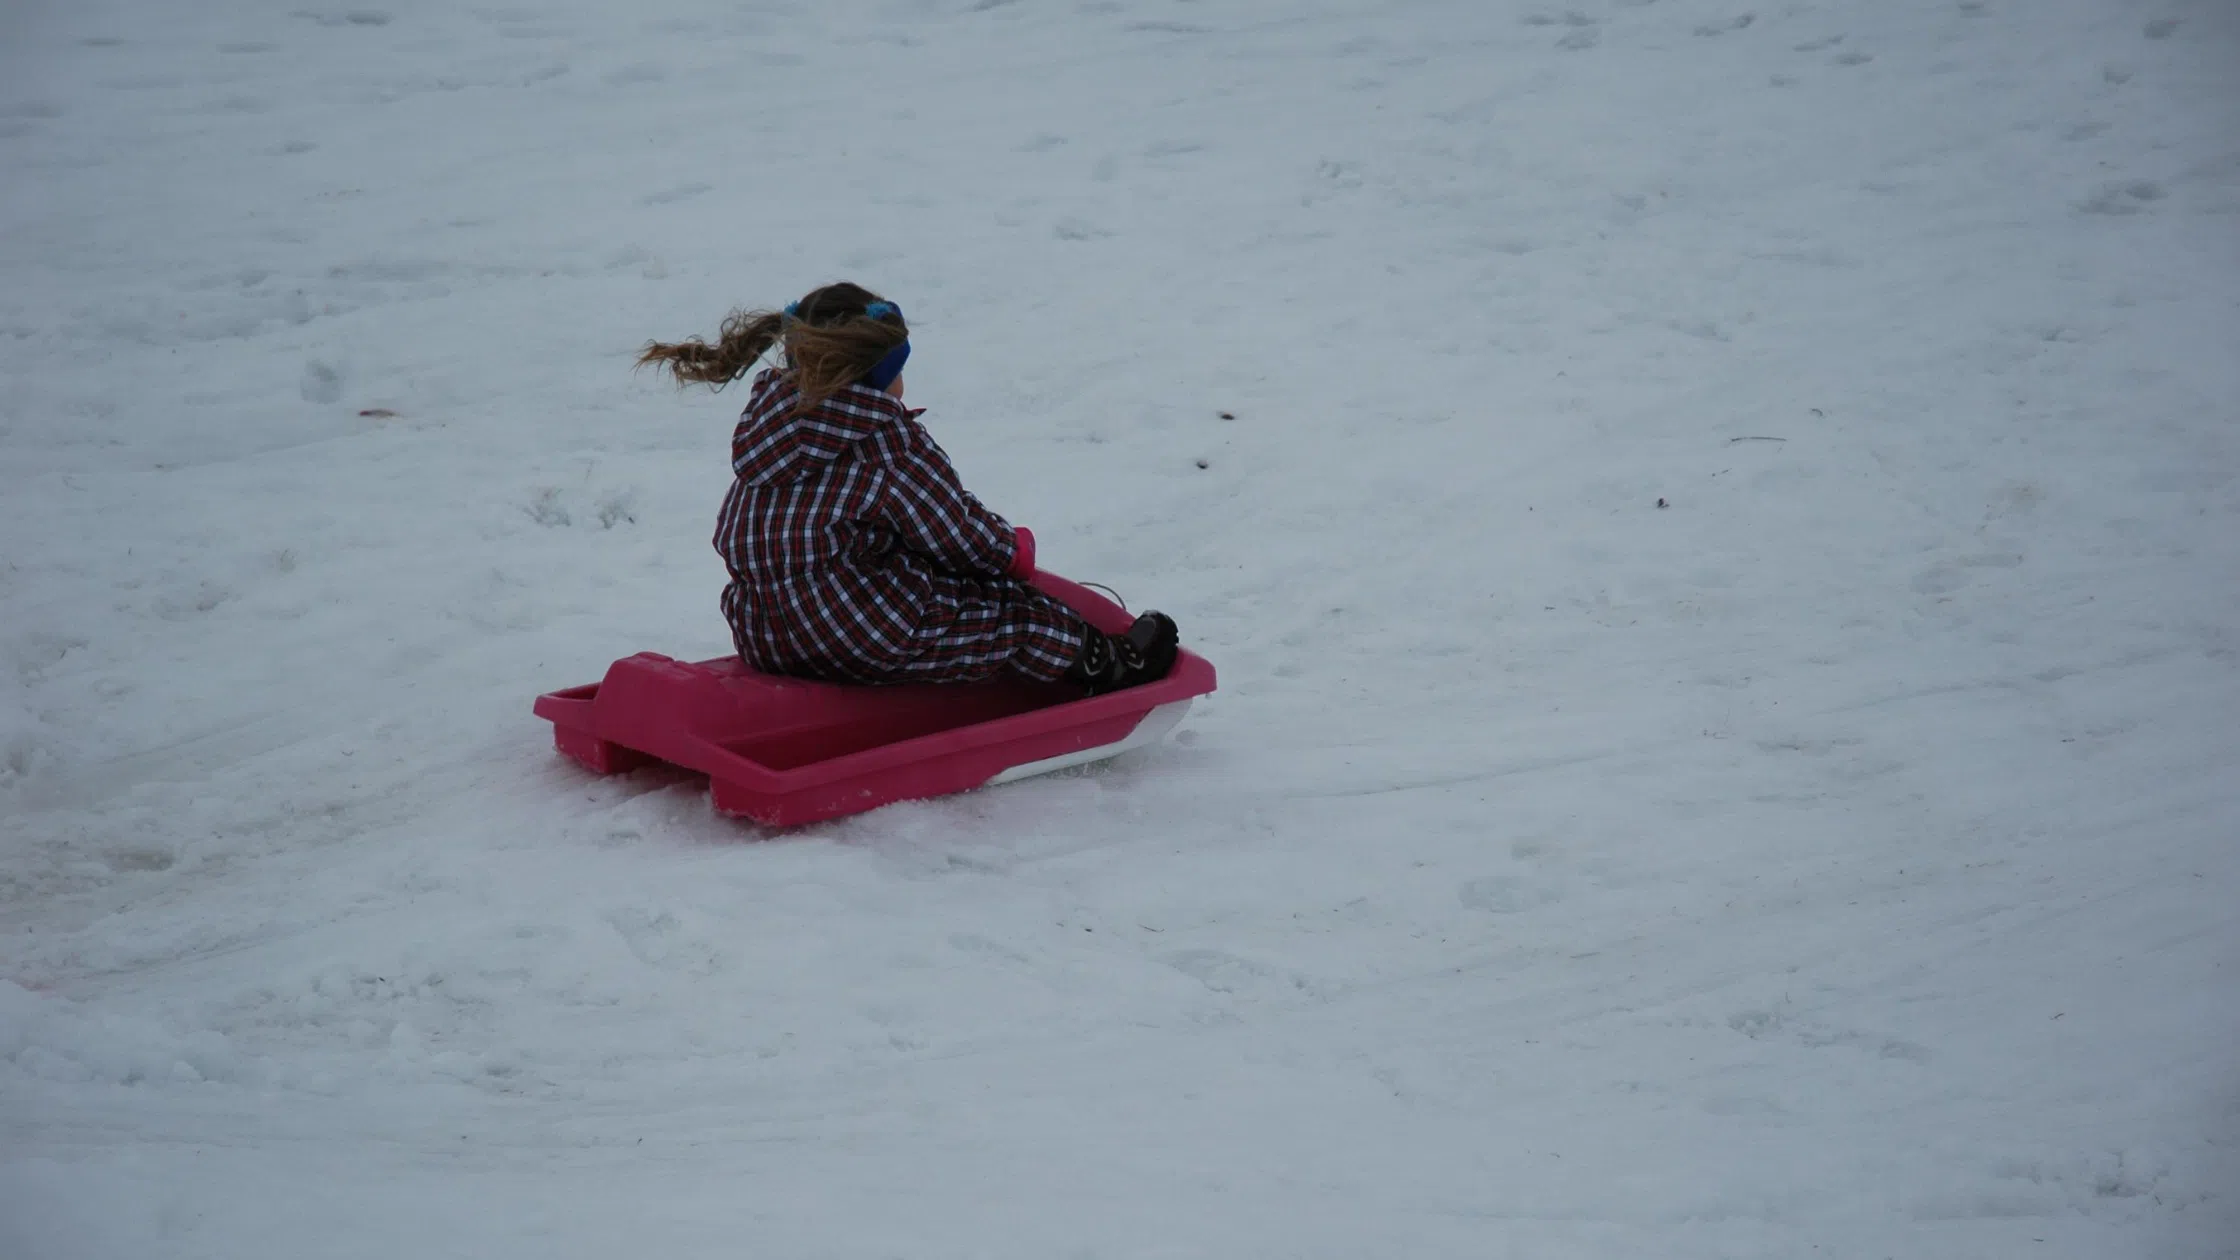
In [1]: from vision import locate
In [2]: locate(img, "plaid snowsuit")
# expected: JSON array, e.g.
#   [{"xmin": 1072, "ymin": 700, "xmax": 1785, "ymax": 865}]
[{"xmin": 714, "ymin": 369, "xmax": 1085, "ymax": 684}]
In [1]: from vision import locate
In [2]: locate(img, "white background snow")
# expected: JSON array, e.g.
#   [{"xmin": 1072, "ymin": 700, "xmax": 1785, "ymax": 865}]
[{"xmin": 3, "ymin": 0, "xmax": 2236, "ymax": 1255}]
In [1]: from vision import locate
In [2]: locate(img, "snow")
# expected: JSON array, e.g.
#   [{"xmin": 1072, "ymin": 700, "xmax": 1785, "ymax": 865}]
[{"xmin": 3, "ymin": 0, "xmax": 2237, "ymax": 1254}]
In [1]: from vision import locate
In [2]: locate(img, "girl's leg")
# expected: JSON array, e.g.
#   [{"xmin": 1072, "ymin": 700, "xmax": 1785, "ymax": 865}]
[{"xmin": 889, "ymin": 577, "xmax": 1087, "ymax": 684}]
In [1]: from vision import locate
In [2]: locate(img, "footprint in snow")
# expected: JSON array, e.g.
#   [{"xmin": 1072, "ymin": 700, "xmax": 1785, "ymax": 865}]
[
  {"xmin": 524, "ymin": 486, "xmax": 637, "ymax": 530},
  {"xmin": 1163, "ymin": 949, "xmax": 1332, "ymax": 1001},
  {"xmin": 104, "ymin": 846, "xmax": 178, "ymax": 873},
  {"xmin": 296, "ymin": 10, "xmax": 392, "ymax": 27},
  {"xmin": 638, "ymin": 182, "xmax": 711, "ymax": 207},
  {"xmin": 300, "ymin": 360, "xmax": 344, "ymax": 404},
  {"xmin": 2077, "ymin": 180, "xmax": 2167, "ymax": 215},
  {"xmin": 1054, "ymin": 217, "xmax": 1114, "ymax": 241},
  {"xmin": 607, "ymin": 908, "xmax": 725, "ymax": 976},
  {"xmin": 153, "ymin": 583, "xmax": 235, "ymax": 621},
  {"xmin": 1729, "ymin": 1008, "xmax": 1931, "ymax": 1062},
  {"xmin": 948, "ymin": 933, "xmax": 1033, "ymax": 965},
  {"xmin": 1459, "ymin": 875, "xmax": 1564, "ymax": 915}
]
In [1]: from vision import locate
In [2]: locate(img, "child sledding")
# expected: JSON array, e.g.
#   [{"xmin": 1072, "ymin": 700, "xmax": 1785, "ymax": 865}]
[
  {"xmin": 532, "ymin": 282, "xmax": 1213, "ymax": 826},
  {"xmin": 639, "ymin": 281, "xmax": 1180, "ymax": 695}
]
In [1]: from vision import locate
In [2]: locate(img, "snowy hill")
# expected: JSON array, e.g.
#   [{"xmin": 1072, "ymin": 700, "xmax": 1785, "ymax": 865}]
[{"xmin": 3, "ymin": 0, "xmax": 2236, "ymax": 1255}]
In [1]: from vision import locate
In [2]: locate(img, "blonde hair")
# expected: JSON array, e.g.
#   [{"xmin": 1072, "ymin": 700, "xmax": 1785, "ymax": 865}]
[{"xmin": 637, "ymin": 281, "xmax": 907, "ymax": 408}]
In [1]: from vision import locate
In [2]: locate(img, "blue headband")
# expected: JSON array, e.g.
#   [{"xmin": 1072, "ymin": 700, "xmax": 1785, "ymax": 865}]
[
  {"xmin": 858, "ymin": 302, "xmax": 906, "ymax": 386},
  {"xmin": 863, "ymin": 340, "xmax": 911, "ymax": 390}
]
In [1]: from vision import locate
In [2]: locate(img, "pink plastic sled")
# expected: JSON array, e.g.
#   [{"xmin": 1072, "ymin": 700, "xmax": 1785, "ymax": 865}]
[{"xmin": 532, "ymin": 572, "xmax": 1215, "ymax": 827}]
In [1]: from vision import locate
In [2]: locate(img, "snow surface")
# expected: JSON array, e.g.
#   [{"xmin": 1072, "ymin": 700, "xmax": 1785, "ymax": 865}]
[{"xmin": 3, "ymin": 0, "xmax": 2238, "ymax": 1255}]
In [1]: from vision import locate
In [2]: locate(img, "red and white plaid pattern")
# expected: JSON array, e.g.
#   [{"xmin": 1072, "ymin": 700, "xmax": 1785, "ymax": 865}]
[{"xmin": 713, "ymin": 369, "xmax": 1086, "ymax": 684}]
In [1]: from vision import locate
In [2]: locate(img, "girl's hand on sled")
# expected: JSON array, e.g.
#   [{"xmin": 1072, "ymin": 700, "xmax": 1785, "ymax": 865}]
[{"xmin": 1008, "ymin": 526, "xmax": 1037, "ymax": 579}]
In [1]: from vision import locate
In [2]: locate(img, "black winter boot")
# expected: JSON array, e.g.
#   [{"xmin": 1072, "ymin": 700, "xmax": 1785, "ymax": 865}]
[{"xmin": 1066, "ymin": 611, "xmax": 1180, "ymax": 696}]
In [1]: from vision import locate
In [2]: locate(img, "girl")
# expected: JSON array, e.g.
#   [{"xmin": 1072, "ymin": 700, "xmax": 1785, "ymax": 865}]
[{"xmin": 638, "ymin": 281, "xmax": 1179, "ymax": 694}]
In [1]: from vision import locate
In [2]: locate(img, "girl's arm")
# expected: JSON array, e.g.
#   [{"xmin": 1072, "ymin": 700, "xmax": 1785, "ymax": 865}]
[{"xmin": 878, "ymin": 414, "xmax": 1023, "ymax": 579}]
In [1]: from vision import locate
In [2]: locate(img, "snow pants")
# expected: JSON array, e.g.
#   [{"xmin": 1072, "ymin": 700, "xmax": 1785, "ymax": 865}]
[{"xmin": 724, "ymin": 573, "xmax": 1087, "ymax": 686}]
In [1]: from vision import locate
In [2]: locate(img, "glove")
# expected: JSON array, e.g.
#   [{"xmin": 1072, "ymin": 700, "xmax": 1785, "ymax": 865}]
[{"xmin": 1008, "ymin": 525, "xmax": 1037, "ymax": 579}]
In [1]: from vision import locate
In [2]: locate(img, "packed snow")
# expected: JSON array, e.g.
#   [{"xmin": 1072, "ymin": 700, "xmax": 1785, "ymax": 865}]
[{"xmin": 3, "ymin": 0, "xmax": 2237, "ymax": 1255}]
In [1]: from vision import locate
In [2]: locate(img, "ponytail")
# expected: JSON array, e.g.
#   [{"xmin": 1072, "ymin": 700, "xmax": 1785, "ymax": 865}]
[{"xmin": 636, "ymin": 309, "xmax": 785, "ymax": 390}]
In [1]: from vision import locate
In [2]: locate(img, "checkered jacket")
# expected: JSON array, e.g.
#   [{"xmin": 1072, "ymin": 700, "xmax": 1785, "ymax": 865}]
[{"xmin": 713, "ymin": 370, "xmax": 1083, "ymax": 683}]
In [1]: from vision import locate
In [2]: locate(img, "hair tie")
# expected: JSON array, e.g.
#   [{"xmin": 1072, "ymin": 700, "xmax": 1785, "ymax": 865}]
[
  {"xmin": 783, "ymin": 301, "xmax": 800, "ymax": 317},
  {"xmin": 864, "ymin": 301, "xmax": 898, "ymax": 320}
]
